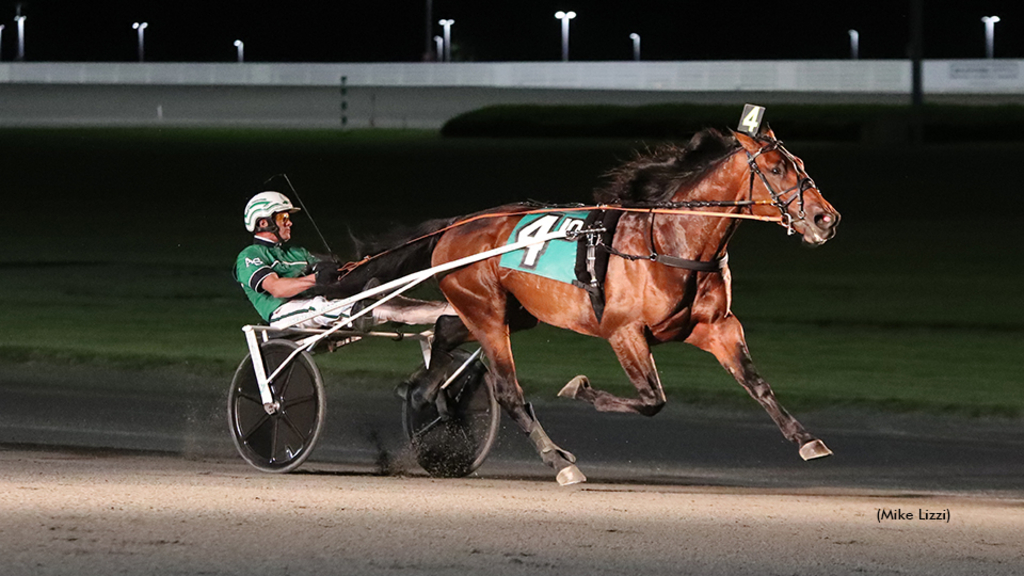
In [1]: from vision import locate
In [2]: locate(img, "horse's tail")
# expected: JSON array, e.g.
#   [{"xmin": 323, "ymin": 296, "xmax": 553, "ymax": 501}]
[{"xmin": 319, "ymin": 217, "xmax": 458, "ymax": 299}]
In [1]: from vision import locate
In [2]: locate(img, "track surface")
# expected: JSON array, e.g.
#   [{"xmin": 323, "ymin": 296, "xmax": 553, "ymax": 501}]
[
  {"xmin": 2, "ymin": 449, "xmax": 1022, "ymax": 576},
  {"xmin": 1, "ymin": 365, "xmax": 1023, "ymax": 574}
]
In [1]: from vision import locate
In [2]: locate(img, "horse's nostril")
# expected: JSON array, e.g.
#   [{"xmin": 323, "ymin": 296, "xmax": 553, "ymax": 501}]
[{"xmin": 815, "ymin": 212, "xmax": 837, "ymax": 230}]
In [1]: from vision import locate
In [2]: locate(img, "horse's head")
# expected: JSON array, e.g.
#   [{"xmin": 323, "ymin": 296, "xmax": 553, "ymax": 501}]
[{"xmin": 734, "ymin": 127, "xmax": 840, "ymax": 246}]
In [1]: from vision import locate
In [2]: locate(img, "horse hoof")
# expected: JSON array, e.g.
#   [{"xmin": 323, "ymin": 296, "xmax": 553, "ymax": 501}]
[
  {"xmin": 799, "ymin": 439, "xmax": 833, "ymax": 461},
  {"xmin": 556, "ymin": 465, "xmax": 587, "ymax": 486},
  {"xmin": 557, "ymin": 375, "xmax": 590, "ymax": 399}
]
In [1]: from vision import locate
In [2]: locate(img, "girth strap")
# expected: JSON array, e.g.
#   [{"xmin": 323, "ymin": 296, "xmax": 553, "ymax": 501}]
[
  {"xmin": 602, "ymin": 208, "xmax": 730, "ymax": 273},
  {"xmin": 652, "ymin": 252, "xmax": 729, "ymax": 271}
]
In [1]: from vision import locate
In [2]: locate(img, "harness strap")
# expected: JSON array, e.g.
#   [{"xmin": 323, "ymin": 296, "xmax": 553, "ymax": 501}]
[
  {"xmin": 602, "ymin": 243, "xmax": 728, "ymax": 272},
  {"xmin": 653, "ymin": 252, "xmax": 728, "ymax": 271}
]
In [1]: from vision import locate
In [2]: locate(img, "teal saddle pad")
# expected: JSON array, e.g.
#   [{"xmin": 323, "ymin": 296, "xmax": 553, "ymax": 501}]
[{"xmin": 498, "ymin": 212, "xmax": 586, "ymax": 284}]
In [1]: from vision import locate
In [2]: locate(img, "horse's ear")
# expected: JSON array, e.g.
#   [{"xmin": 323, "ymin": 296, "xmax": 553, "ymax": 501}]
[
  {"xmin": 731, "ymin": 129, "xmax": 760, "ymax": 152},
  {"xmin": 759, "ymin": 123, "xmax": 777, "ymax": 140}
]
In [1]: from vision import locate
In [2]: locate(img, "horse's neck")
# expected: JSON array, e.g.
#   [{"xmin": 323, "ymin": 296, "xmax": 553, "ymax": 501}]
[
  {"xmin": 673, "ymin": 153, "xmax": 748, "ymax": 206},
  {"xmin": 657, "ymin": 156, "xmax": 747, "ymax": 259}
]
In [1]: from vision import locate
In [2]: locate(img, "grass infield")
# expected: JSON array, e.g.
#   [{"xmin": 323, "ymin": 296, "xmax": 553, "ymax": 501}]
[{"xmin": 2, "ymin": 128, "xmax": 1021, "ymax": 417}]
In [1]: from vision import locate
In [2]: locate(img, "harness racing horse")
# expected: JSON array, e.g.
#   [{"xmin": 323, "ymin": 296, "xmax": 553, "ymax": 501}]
[{"xmin": 337, "ymin": 126, "xmax": 840, "ymax": 485}]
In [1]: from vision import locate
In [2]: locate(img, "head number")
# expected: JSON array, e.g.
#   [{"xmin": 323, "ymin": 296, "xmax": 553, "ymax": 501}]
[{"xmin": 738, "ymin": 104, "xmax": 765, "ymax": 135}]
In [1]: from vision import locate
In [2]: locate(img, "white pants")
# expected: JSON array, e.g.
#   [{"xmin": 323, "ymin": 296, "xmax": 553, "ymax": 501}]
[{"xmin": 270, "ymin": 295, "xmax": 455, "ymax": 330}]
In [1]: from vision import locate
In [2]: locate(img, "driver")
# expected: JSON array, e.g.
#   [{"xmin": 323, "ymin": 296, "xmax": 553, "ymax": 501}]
[{"xmin": 235, "ymin": 191, "xmax": 455, "ymax": 329}]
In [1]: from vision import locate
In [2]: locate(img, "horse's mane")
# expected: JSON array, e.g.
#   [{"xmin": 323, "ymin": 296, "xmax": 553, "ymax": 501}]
[
  {"xmin": 595, "ymin": 128, "xmax": 739, "ymax": 205},
  {"xmin": 325, "ymin": 129, "xmax": 739, "ymax": 297}
]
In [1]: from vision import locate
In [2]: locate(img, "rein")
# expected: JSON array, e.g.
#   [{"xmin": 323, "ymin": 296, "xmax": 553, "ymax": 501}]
[
  {"xmin": 337, "ymin": 202, "xmax": 778, "ymax": 277},
  {"xmin": 339, "ymin": 137, "xmax": 806, "ymax": 278}
]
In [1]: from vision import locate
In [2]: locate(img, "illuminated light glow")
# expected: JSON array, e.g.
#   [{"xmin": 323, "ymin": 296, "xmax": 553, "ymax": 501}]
[
  {"xmin": 132, "ymin": 21, "xmax": 148, "ymax": 62},
  {"xmin": 981, "ymin": 16, "xmax": 1000, "ymax": 59},
  {"xmin": 438, "ymin": 19, "xmax": 454, "ymax": 62},
  {"xmin": 555, "ymin": 11, "xmax": 577, "ymax": 62}
]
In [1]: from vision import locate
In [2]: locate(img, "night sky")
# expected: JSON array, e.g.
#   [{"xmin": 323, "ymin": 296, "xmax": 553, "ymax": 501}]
[{"xmin": 3, "ymin": 1, "xmax": 1024, "ymax": 64}]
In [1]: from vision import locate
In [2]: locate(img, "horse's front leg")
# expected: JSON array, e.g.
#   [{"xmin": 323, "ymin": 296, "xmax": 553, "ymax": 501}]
[
  {"xmin": 558, "ymin": 326, "xmax": 667, "ymax": 416},
  {"xmin": 687, "ymin": 315, "xmax": 832, "ymax": 460}
]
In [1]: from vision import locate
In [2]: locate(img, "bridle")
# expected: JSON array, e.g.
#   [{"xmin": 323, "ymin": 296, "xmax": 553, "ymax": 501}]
[
  {"xmin": 646, "ymin": 136, "xmax": 817, "ymax": 235},
  {"xmin": 620, "ymin": 136, "xmax": 818, "ymax": 269},
  {"xmin": 743, "ymin": 137, "xmax": 817, "ymax": 236}
]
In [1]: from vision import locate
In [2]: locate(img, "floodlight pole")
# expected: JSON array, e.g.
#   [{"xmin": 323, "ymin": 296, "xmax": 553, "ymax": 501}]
[
  {"xmin": 981, "ymin": 16, "xmax": 1000, "ymax": 59},
  {"xmin": 14, "ymin": 15, "xmax": 25, "ymax": 61},
  {"xmin": 132, "ymin": 22, "xmax": 148, "ymax": 62},
  {"xmin": 629, "ymin": 33, "xmax": 640, "ymax": 61},
  {"xmin": 438, "ymin": 19, "xmax": 454, "ymax": 62},
  {"xmin": 848, "ymin": 29, "xmax": 859, "ymax": 60},
  {"xmin": 555, "ymin": 11, "xmax": 576, "ymax": 61},
  {"xmin": 234, "ymin": 40, "xmax": 244, "ymax": 63},
  {"xmin": 0, "ymin": 25, "xmax": 5, "ymax": 61},
  {"xmin": 433, "ymin": 35, "xmax": 444, "ymax": 62}
]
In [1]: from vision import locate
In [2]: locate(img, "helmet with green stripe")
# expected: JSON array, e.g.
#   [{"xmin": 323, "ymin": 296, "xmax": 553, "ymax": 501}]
[{"xmin": 244, "ymin": 191, "xmax": 300, "ymax": 233}]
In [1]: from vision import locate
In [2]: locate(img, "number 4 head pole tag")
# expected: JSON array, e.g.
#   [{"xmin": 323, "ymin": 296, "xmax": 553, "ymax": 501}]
[{"xmin": 738, "ymin": 104, "xmax": 765, "ymax": 136}]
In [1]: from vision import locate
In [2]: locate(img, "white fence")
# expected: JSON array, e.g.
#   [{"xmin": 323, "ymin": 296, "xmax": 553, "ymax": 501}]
[{"xmin": 1, "ymin": 60, "xmax": 1021, "ymax": 128}]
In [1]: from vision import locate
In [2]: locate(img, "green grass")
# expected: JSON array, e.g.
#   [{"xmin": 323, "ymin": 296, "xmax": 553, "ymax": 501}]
[{"xmin": 2, "ymin": 127, "xmax": 1022, "ymax": 417}]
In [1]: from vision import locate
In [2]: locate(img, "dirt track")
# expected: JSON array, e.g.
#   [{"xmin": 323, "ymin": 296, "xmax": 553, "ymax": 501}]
[
  {"xmin": 2, "ymin": 366, "xmax": 1024, "ymax": 574},
  {"xmin": 2, "ymin": 448, "xmax": 1022, "ymax": 576}
]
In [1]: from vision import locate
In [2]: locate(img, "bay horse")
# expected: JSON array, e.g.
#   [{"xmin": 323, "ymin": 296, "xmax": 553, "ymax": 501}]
[{"xmin": 336, "ymin": 125, "xmax": 840, "ymax": 485}]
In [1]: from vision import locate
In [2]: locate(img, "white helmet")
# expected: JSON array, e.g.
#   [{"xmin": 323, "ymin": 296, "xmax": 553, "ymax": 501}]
[{"xmin": 244, "ymin": 191, "xmax": 300, "ymax": 233}]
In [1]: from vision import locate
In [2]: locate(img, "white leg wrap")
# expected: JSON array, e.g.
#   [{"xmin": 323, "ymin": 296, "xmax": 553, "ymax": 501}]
[{"xmin": 372, "ymin": 298, "xmax": 455, "ymax": 326}]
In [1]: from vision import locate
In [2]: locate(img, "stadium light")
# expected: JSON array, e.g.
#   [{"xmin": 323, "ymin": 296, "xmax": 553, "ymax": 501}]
[
  {"xmin": 848, "ymin": 29, "xmax": 859, "ymax": 60},
  {"xmin": 438, "ymin": 19, "xmax": 454, "ymax": 62},
  {"xmin": 15, "ymin": 15, "xmax": 25, "ymax": 61},
  {"xmin": 555, "ymin": 11, "xmax": 576, "ymax": 61},
  {"xmin": 132, "ymin": 22, "xmax": 148, "ymax": 62},
  {"xmin": 434, "ymin": 35, "xmax": 443, "ymax": 62},
  {"xmin": 629, "ymin": 32, "xmax": 640, "ymax": 61},
  {"xmin": 234, "ymin": 40, "xmax": 244, "ymax": 63},
  {"xmin": 981, "ymin": 16, "xmax": 1000, "ymax": 59}
]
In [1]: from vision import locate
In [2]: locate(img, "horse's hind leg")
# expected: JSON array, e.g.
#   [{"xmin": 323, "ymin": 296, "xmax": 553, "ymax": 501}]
[
  {"xmin": 559, "ymin": 327, "xmax": 667, "ymax": 416},
  {"xmin": 688, "ymin": 315, "xmax": 832, "ymax": 460},
  {"xmin": 482, "ymin": 328, "xmax": 586, "ymax": 486},
  {"xmin": 445, "ymin": 290, "xmax": 585, "ymax": 484}
]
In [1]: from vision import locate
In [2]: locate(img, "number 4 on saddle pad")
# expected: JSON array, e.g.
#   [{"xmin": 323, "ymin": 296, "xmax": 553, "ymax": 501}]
[{"xmin": 498, "ymin": 213, "xmax": 586, "ymax": 284}]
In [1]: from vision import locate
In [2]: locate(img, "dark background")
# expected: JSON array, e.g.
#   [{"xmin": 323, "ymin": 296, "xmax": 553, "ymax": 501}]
[{"xmin": 3, "ymin": 1, "xmax": 1024, "ymax": 63}]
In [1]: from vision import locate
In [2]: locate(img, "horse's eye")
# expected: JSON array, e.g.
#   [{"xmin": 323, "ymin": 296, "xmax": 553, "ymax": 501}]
[{"xmin": 771, "ymin": 165, "xmax": 782, "ymax": 176}]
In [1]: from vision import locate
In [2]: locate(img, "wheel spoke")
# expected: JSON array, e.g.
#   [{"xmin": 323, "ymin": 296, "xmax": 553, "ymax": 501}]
[
  {"xmin": 269, "ymin": 417, "xmax": 280, "ymax": 464},
  {"xmin": 236, "ymin": 391, "xmax": 262, "ymax": 405},
  {"xmin": 282, "ymin": 393, "xmax": 317, "ymax": 409},
  {"xmin": 239, "ymin": 412, "xmax": 271, "ymax": 443},
  {"xmin": 411, "ymin": 416, "xmax": 444, "ymax": 440},
  {"xmin": 276, "ymin": 361, "xmax": 298, "ymax": 397},
  {"xmin": 453, "ymin": 422, "xmax": 474, "ymax": 448},
  {"xmin": 281, "ymin": 413, "xmax": 311, "ymax": 444}
]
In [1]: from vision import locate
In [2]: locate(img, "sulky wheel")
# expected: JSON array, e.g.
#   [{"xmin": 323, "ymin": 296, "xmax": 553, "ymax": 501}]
[
  {"xmin": 402, "ymin": 348, "xmax": 499, "ymax": 478},
  {"xmin": 228, "ymin": 339, "xmax": 326, "ymax": 473}
]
